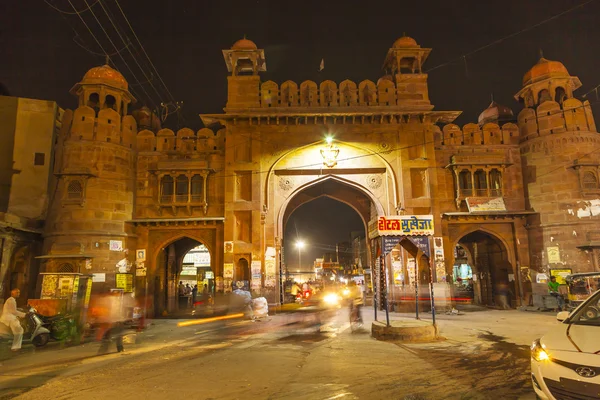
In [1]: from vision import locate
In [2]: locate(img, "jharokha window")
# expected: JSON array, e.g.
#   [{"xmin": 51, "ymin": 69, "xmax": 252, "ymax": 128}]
[
  {"xmin": 454, "ymin": 167, "xmax": 504, "ymax": 199},
  {"xmin": 66, "ymin": 179, "xmax": 84, "ymax": 202},
  {"xmin": 473, "ymin": 170, "xmax": 488, "ymax": 196},
  {"xmin": 176, "ymin": 174, "xmax": 188, "ymax": 202},
  {"xmin": 582, "ymin": 171, "xmax": 599, "ymax": 190},
  {"xmin": 160, "ymin": 174, "xmax": 207, "ymax": 204},
  {"xmin": 191, "ymin": 175, "xmax": 203, "ymax": 202},
  {"xmin": 160, "ymin": 175, "xmax": 174, "ymax": 203},
  {"xmin": 489, "ymin": 169, "xmax": 502, "ymax": 196},
  {"xmin": 458, "ymin": 170, "xmax": 473, "ymax": 197}
]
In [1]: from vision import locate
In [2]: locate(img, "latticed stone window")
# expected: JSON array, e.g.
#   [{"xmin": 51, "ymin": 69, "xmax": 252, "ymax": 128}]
[
  {"xmin": 58, "ymin": 263, "xmax": 74, "ymax": 273},
  {"xmin": 67, "ymin": 180, "xmax": 83, "ymax": 201},
  {"xmin": 582, "ymin": 171, "xmax": 598, "ymax": 190}
]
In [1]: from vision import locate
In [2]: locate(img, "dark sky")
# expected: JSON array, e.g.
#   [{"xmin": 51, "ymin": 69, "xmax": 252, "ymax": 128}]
[
  {"xmin": 2, "ymin": 0, "xmax": 599, "ymax": 265},
  {"xmin": 1, "ymin": 0, "xmax": 600, "ymax": 127},
  {"xmin": 284, "ymin": 197, "xmax": 363, "ymax": 270}
]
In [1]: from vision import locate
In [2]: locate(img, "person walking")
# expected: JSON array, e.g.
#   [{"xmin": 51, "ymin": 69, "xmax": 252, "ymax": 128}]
[{"xmin": 0, "ymin": 288, "xmax": 26, "ymax": 351}]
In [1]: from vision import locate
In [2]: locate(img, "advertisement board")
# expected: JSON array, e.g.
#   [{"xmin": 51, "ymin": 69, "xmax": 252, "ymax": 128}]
[{"xmin": 377, "ymin": 215, "xmax": 434, "ymax": 236}]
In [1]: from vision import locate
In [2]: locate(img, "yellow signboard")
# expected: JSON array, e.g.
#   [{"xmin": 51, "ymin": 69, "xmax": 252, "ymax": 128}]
[
  {"xmin": 116, "ymin": 273, "xmax": 133, "ymax": 293},
  {"xmin": 550, "ymin": 268, "xmax": 572, "ymax": 285}
]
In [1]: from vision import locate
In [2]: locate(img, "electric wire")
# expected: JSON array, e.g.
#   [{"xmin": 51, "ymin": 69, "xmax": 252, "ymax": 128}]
[
  {"xmin": 113, "ymin": 0, "xmax": 178, "ymax": 109},
  {"xmin": 96, "ymin": 0, "xmax": 172, "ymax": 117},
  {"xmin": 65, "ymin": 0, "xmax": 155, "ymax": 111},
  {"xmin": 81, "ymin": 0, "xmax": 162, "ymax": 112},
  {"xmin": 44, "ymin": 0, "xmax": 99, "ymax": 15}
]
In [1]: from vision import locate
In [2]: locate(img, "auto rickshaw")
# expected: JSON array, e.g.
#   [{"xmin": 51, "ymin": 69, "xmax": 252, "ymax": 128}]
[{"xmin": 565, "ymin": 272, "xmax": 600, "ymax": 310}]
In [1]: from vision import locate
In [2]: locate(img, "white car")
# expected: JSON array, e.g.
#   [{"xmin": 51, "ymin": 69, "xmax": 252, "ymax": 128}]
[{"xmin": 531, "ymin": 289, "xmax": 600, "ymax": 399}]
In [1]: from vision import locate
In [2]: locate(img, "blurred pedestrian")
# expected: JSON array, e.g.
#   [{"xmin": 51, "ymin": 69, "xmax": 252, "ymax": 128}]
[
  {"xmin": 97, "ymin": 291, "xmax": 126, "ymax": 353},
  {"xmin": 0, "ymin": 288, "xmax": 25, "ymax": 351},
  {"xmin": 192, "ymin": 285, "xmax": 198, "ymax": 304}
]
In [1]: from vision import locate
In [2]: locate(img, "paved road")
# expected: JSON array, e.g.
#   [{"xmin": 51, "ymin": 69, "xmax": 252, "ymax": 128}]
[{"xmin": 0, "ymin": 308, "xmax": 559, "ymax": 400}]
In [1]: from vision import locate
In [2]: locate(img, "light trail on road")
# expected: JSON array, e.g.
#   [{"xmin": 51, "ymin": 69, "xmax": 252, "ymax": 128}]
[{"xmin": 176, "ymin": 313, "xmax": 244, "ymax": 327}]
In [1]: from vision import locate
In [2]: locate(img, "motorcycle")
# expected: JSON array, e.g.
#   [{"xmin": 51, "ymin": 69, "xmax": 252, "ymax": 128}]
[{"xmin": 0, "ymin": 306, "xmax": 51, "ymax": 348}]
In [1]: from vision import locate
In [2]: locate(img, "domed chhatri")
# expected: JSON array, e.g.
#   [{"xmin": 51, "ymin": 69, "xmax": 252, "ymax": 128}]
[
  {"xmin": 478, "ymin": 101, "xmax": 514, "ymax": 126},
  {"xmin": 231, "ymin": 37, "xmax": 258, "ymax": 50},
  {"xmin": 81, "ymin": 64, "xmax": 128, "ymax": 91},
  {"xmin": 393, "ymin": 35, "xmax": 419, "ymax": 48},
  {"xmin": 522, "ymin": 57, "xmax": 570, "ymax": 86}
]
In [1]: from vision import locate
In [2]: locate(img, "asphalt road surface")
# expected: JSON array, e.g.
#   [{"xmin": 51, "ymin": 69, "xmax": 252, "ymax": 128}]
[{"xmin": 0, "ymin": 308, "xmax": 558, "ymax": 400}]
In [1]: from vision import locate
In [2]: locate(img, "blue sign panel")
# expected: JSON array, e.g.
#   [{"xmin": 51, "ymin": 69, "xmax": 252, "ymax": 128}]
[{"xmin": 382, "ymin": 236, "xmax": 430, "ymax": 258}]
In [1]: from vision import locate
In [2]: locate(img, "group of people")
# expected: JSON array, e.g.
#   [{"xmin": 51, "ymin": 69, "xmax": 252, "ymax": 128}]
[{"xmin": 178, "ymin": 281, "xmax": 199, "ymax": 309}]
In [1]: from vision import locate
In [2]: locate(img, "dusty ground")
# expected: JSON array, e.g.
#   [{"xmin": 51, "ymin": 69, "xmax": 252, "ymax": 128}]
[{"xmin": 0, "ymin": 308, "xmax": 559, "ymax": 400}]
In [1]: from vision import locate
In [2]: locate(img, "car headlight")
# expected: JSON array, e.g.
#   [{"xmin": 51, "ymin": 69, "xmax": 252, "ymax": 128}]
[
  {"xmin": 531, "ymin": 339, "xmax": 550, "ymax": 362},
  {"xmin": 323, "ymin": 293, "xmax": 340, "ymax": 306},
  {"xmin": 342, "ymin": 288, "xmax": 350, "ymax": 297}
]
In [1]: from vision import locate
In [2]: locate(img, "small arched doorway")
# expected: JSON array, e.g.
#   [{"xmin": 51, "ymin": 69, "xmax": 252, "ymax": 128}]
[
  {"xmin": 456, "ymin": 231, "xmax": 514, "ymax": 308},
  {"xmin": 154, "ymin": 237, "xmax": 212, "ymax": 316}
]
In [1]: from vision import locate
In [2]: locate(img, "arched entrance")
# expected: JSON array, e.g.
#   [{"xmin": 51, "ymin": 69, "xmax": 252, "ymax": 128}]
[
  {"xmin": 456, "ymin": 231, "xmax": 514, "ymax": 308},
  {"xmin": 153, "ymin": 237, "xmax": 212, "ymax": 316},
  {"xmin": 277, "ymin": 177, "xmax": 380, "ymax": 303}
]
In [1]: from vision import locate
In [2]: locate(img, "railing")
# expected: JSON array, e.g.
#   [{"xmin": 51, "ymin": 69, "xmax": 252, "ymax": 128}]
[
  {"xmin": 161, "ymin": 194, "xmax": 205, "ymax": 204},
  {"xmin": 459, "ymin": 189, "xmax": 473, "ymax": 197},
  {"xmin": 474, "ymin": 189, "xmax": 488, "ymax": 197},
  {"xmin": 489, "ymin": 188, "xmax": 502, "ymax": 197}
]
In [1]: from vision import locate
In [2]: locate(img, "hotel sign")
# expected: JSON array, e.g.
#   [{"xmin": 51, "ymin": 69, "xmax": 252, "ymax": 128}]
[{"xmin": 377, "ymin": 215, "xmax": 434, "ymax": 236}]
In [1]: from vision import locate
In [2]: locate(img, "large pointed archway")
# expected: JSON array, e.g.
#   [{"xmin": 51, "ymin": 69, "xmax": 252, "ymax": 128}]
[{"xmin": 276, "ymin": 176, "xmax": 383, "ymax": 302}]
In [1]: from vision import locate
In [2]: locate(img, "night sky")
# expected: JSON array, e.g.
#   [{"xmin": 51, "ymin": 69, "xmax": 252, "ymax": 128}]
[{"xmin": 1, "ymin": 0, "xmax": 599, "ymax": 265}]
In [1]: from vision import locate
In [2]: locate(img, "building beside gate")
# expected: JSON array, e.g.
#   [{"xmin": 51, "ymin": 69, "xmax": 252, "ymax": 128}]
[{"xmin": 2, "ymin": 35, "xmax": 599, "ymax": 314}]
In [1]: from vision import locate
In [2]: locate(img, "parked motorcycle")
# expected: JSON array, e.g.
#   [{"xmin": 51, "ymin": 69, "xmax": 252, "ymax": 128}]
[{"xmin": 0, "ymin": 306, "xmax": 51, "ymax": 348}]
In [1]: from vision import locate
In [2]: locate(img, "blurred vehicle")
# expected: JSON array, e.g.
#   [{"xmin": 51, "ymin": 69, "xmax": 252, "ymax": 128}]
[
  {"xmin": 565, "ymin": 272, "xmax": 600, "ymax": 310},
  {"xmin": 0, "ymin": 305, "xmax": 50, "ymax": 348},
  {"xmin": 531, "ymin": 289, "xmax": 600, "ymax": 399},
  {"xmin": 39, "ymin": 312, "xmax": 78, "ymax": 342}
]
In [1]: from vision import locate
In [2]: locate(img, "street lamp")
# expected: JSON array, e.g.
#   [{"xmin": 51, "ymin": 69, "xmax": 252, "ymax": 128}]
[{"xmin": 296, "ymin": 240, "xmax": 305, "ymax": 271}]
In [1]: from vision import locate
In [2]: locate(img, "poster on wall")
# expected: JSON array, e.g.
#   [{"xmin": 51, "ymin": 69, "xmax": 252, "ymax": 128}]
[
  {"xmin": 251, "ymin": 261, "xmax": 262, "ymax": 275},
  {"xmin": 224, "ymin": 278, "xmax": 233, "ymax": 293},
  {"xmin": 136, "ymin": 262, "xmax": 147, "ymax": 277},
  {"xmin": 265, "ymin": 259, "xmax": 276, "ymax": 275},
  {"xmin": 116, "ymin": 273, "xmax": 133, "ymax": 292},
  {"xmin": 109, "ymin": 240, "xmax": 123, "ymax": 252},
  {"xmin": 136, "ymin": 249, "xmax": 146, "ymax": 261},
  {"xmin": 547, "ymin": 247, "xmax": 561, "ymax": 263},
  {"xmin": 41, "ymin": 275, "xmax": 58, "ymax": 299},
  {"xmin": 59, "ymin": 276, "xmax": 73, "ymax": 298},
  {"xmin": 433, "ymin": 237, "xmax": 446, "ymax": 283},
  {"xmin": 390, "ymin": 249, "xmax": 403, "ymax": 286},
  {"xmin": 224, "ymin": 241, "xmax": 233, "ymax": 254},
  {"xmin": 223, "ymin": 263, "xmax": 234, "ymax": 279},
  {"xmin": 215, "ymin": 276, "xmax": 224, "ymax": 291}
]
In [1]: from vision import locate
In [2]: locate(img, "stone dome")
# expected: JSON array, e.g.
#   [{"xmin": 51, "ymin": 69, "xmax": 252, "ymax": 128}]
[
  {"xmin": 232, "ymin": 38, "xmax": 258, "ymax": 50},
  {"xmin": 478, "ymin": 101, "xmax": 514, "ymax": 126},
  {"xmin": 522, "ymin": 57, "xmax": 569, "ymax": 86},
  {"xmin": 81, "ymin": 64, "xmax": 128, "ymax": 90},
  {"xmin": 393, "ymin": 36, "xmax": 418, "ymax": 48}
]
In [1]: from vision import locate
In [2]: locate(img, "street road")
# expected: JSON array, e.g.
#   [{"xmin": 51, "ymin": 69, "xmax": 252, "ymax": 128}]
[{"xmin": 0, "ymin": 308, "xmax": 558, "ymax": 400}]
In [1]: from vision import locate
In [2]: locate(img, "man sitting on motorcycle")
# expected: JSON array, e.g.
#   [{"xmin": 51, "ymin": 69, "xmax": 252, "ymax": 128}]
[{"xmin": 0, "ymin": 288, "xmax": 26, "ymax": 351}]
